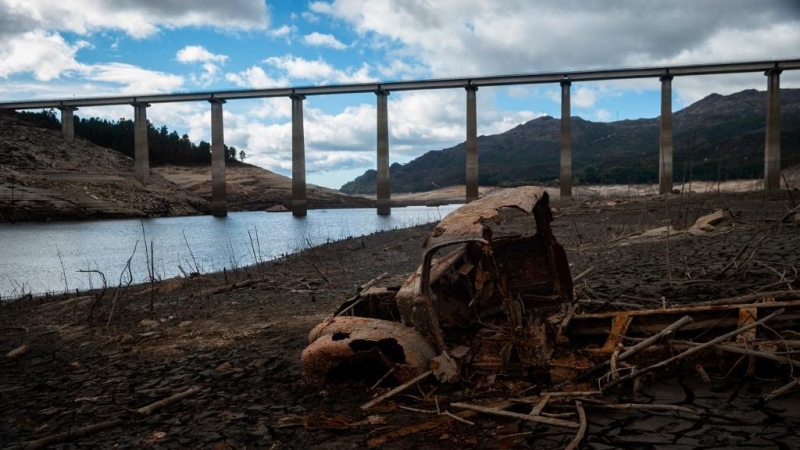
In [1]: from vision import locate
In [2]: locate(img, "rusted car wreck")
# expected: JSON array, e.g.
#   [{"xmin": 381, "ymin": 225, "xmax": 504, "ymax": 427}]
[{"xmin": 302, "ymin": 186, "xmax": 800, "ymax": 390}]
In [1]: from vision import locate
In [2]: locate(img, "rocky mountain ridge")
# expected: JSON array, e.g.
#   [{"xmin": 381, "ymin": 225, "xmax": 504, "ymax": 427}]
[{"xmin": 341, "ymin": 89, "xmax": 800, "ymax": 194}]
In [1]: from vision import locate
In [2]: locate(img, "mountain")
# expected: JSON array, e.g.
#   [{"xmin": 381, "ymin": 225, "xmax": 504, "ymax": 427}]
[{"xmin": 341, "ymin": 89, "xmax": 800, "ymax": 194}]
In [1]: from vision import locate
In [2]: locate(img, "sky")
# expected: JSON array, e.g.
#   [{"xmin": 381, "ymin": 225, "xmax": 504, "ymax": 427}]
[{"xmin": 1, "ymin": 1, "xmax": 799, "ymax": 189}]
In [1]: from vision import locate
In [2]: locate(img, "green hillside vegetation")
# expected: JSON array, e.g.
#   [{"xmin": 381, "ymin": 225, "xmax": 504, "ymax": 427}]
[
  {"xmin": 18, "ymin": 109, "xmax": 245, "ymax": 166},
  {"xmin": 341, "ymin": 89, "xmax": 800, "ymax": 194}
]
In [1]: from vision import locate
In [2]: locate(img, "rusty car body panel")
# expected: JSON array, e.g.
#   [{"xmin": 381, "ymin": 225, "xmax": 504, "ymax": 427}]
[{"xmin": 302, "ymin": 186, "xmax": 574, "ymax": 384}]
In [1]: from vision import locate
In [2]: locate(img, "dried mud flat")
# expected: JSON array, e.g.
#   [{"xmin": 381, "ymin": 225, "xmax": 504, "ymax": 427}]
[{"xmin": 1, "ymin": 189, "xmax": 799, "ymax": 449}]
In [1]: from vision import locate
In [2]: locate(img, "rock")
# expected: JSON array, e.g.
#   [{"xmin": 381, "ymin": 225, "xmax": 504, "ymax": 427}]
[
  {"xmin": 692, "ymin": 209, "xmax": 730, "ymax": 230},
  {"xmin": 120, "ymin": 333, "xmax": 135, "ymax": 344},
  {"xmin": 5, "ymin": 344, "xmax": 30, "ymax": 360},
  {"xmin": 266, "ymin": 204, "xmax": 289, "ymax": 212},
  {"xmin": 140, "ymin": 319, "xmax": 159, "ymax": 328},
  {"xmin": 216, "ymin": 361, "xmax": 233, "ymax": 372}
]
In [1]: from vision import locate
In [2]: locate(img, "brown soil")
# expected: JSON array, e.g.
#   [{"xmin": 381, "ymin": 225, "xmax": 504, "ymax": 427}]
[
  {"xmin": 0, "ymin": 113, "xmax": 212, "ymax": 222},
  {"xmin": 1, "ymin": 190, "xmax": 799, "ymax": 449},
  {"xmin": 155, "ymin": 165, "xmax": 373, "ymax": 212},
  {"xmin": 0, "ymin": 112, "xmax": 373, "ymax": 223}
]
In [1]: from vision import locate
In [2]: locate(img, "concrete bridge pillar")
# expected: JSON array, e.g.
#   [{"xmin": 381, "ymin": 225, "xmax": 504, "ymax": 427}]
[
  {"xmin": 58, "ymin": 106, "xmax": 77, "ymax": 141},
  {"xmin": 465, "ymin": 85, "xmax": 479, "ymax": 203},
  {"xmin": 659, "ymin": 75, "xmax": 674, "ymax": 195},
  {"xmin": 376, "ymin": 90, "xmax": 391, "ymax": 215},
  {"xmin": 132, "ymin": 102, "xmax": 150, "ymax": 184},
  {"xmin": 210, "ymin": 99, "xmax": 227, "ymax": 217},
  {"xmin": 764, "ymin": 69, "xmax": 782, "ymax": 190},
  {"xmin": 291, "ymin": 94, "xmax": 307, "ymax": 217},
  {"xmin": 560, "ymin": 80, "xmax": 572, "ymax": 198}
]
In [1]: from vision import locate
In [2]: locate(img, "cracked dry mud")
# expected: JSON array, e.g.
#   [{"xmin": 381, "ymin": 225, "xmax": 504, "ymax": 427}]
[{"xmin": 1, "ymin": 189, "xmax": 799, "ymax": 449}]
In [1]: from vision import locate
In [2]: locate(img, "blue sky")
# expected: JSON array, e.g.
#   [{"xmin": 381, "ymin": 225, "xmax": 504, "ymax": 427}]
[{"xmin": 1, "ymin": 1, "xmax": 799, "ymax": 189}]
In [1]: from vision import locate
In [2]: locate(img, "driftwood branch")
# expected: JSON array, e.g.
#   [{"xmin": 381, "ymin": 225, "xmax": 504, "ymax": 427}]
[
  {"xmin": 450, "ymin": 402, "xmax": 580, "ymax": 428},
  {"xmin": 693, "ymin": 290, "xmax": 797, "ymax": 307},
  {"xmin": 569, "ymin": 398, "xmax": 743, "ymax": 422},
  {"xmin": 564, "ymin": 401, "xmax": 587, "ymax": 450},
  {"xmin": 135, "ymin": 386, "xmax": 202, "ymax": 416},
  {"xmin": 763, "ymin": 378, "xmax": 799, "ymax": 403},
  {"xmin": 573, "ymin": 266, "xmax": 595, "ymax": 283},
  {"xmin": 361, "ymin": 370, "xmax": 431, "ymax": 410},
  {"xmin": 24, "ymin": 386, "xmax": 201, "ymax": 449},
  {"xmin": 602, "ymin": 308, "xmax": 785, "ymax": 391},
  {"xmin": 672, "ymin": 340, "xmax": 800, "ymax": 369},
  {"xmin": 336, "ymin": 271, "xmax": 389, "ymax": 316},
  {"xmin": 578, "ymin": 316, "xmax": 693, "ymax": 382}
]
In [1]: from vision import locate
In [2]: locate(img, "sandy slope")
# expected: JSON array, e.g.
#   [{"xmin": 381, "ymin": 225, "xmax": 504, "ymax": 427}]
[
  {"xmin": 155, "ymin": 164, "xmax": 372, "ymax": 211},
  {"xmin": 0, "ymin": 113, "xmax": 209, "ymax": 222}
]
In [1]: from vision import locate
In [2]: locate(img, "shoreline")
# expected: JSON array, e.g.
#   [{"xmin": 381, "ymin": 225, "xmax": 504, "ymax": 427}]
[{"xmin": 5, "ymin": 174, "xmax": 798, "ymax": 224}]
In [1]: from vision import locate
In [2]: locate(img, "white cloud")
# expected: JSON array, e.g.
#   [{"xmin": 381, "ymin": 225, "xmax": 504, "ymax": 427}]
[
  {"xmin": 269, "ymin": 24, "xmax": 296, "ymax": 38},
  {"xmin": 594, "ymin": 108, "xmax": 611, "ymax": 122},
  {"xmin": 225, "ymin": 66, "xmax": 289, "ymax": 88},
  {"xmin": 86, "ymin": 63, "xmax": 184, "ymax": 94},
  {"xmin": 0, "ymin": 30, "xmax": 89, "ymax": 80},
  {"xmin": 303, "ymin": 32, "xmax": 347, "ymax": 50},
  {"xmin": 376, "ymin": 59, "xmax": 428, "ymax": 80},
  {"xmin": 301, "ymin": 12, "xmax": 320, "ymax": 23},
  {"xmin": 309, "ymin": 0, "xmax": 800, "ymax": 112},
  {"xmin": 264, "ymin": 55, "xmax": 377, "ymax": 83},
  {"xmin": 176, "ymin": 45, "xmax": 228, "ymax": 64},
  {"xmin": 0, "ymin": 0, "xmax": 269, "ymax": 39},
  {"xmin": 190, "ymin": 63, "xmax": 221, "ymax": 87},
  {"xmin": 573, "ymin": 86, "xmax": 597, "ymax": 109}
]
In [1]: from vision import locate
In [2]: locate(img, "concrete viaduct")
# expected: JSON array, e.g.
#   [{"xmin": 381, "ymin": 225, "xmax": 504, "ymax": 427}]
[{"xmin": 1, "ymin": 59, "xmax": 798, "ymax": 217}]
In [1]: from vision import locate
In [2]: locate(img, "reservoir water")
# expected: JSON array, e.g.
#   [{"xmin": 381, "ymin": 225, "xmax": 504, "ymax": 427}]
[{"xmin": 0, "ymin": 205, "xmax": 459, "ymax": 300}]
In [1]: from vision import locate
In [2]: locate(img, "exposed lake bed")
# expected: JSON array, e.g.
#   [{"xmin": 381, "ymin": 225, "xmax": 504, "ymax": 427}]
[{"xmin": 1, "ymin": 190, "xmax": 799, "ymax": 448}]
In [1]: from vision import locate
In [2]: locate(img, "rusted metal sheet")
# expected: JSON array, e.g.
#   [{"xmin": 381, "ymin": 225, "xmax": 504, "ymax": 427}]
[
  {"xmin": 303, "ymin": 187, "xmax": 575, "ymax": 384},
  {"xmin": 302, "ymin": 316, "xmax": 436, "ymax": 385}
]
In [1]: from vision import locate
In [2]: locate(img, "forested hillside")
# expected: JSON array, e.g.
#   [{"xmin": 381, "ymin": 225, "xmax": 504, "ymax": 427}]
[{"xmin": 19, "ymin": 110, "xmax": 245, "ymax": 166}]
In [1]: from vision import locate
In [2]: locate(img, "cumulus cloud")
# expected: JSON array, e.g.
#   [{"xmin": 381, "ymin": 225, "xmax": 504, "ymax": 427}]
[
  {"xmin": 176, "ymin": 46, "xmax": 228, "ymax": 64},
  {"xmin": 264, "ymin": 55, "xmax": 377, "ymax": 83},
  {"xmin": 269, "ymin": 24, "xmax": 296, "ymax": 38},
  {"xmin": 308, "ymin": 0, "xmax": 800, "ymax": 117},
  {"xmin": 594, "ymin": 109, "xmax": 611, "ymax": 122},
  {"xmin": 303, "ymin": 32, "xmax": 347, "ymax": 49},
  {"xmin": 573, "ymin": 86, "xmax": 597, "ymax": 109},
  {"xmin": 225, "ymin": 66, "xmax": 290, "ymax": 88},
  {"xmin": 0, "ymin": 30, "xmax": 89, "ymax": 80},
  {"xmin": 0, "ymin": 0, "xmax": 270, "ymax": 39},
  {"xmin": 86, "ymin": 63, "xmax": 184, "ymax": 94}
]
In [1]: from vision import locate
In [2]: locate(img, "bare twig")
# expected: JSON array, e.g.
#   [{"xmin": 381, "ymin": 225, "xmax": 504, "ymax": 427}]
[
  {"xmin": 24, "ymin": 386, "xmax": 201, "ymax": 449},
  {"xmin": 450, "ymin": 402, "xmax": 579, "ymax": 428},
  {"xmin": 182, "ymin": 230, "xmax": 201, "ymax": 274},
  {"xmin": 763, "ymin": 378, "xmax": 799, "ymax": 403},
  {"xmin": 564, "ymin": 401, "xmax": 586, "ymax": 450},
  {"xmin": 672, "ymin": 340, "xmax": 800, "ymax": 370},
  {"xmin": 361, "ymin": 370, "xmax": 432, "ymax": 410},
  {"xmin": 573, "ymin": 266, "xmax": 595, "ymax": 283},
  {"xmin": 370, "ymin": 367, "xmax": 396, "ymax": 391},
  {"xmin": 602, "ymin": 308, "xmax": 785, "ymax": 391}
]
